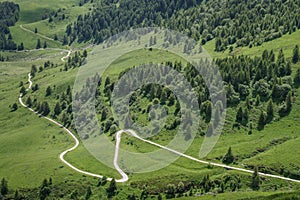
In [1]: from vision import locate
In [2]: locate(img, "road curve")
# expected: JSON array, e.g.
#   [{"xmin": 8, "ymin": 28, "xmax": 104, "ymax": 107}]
[
  {"xmin": 18, "ymin": 73, "xmax": 130, "ymax": 182},
  {"xmin": 124, "ymin": 129, "xmax": 300, "ymax": 183},
  {"xmin": 61, "ymin": 50, "xmax": 72, "ymax": 62},
  {"xmin": 18, "ymin": 74, "xmax": 300, "ymax": 184}
]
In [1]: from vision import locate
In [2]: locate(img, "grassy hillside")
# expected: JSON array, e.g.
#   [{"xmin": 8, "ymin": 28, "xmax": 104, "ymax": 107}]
[{"xmin": 1, "ymin": 1, "xmax": 300, "ymax": 199}]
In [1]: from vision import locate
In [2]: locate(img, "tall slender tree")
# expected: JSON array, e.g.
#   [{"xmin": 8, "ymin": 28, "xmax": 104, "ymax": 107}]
[{"xmin": 293, "ymin": 45, "xmax": 299, "ymax": 64}]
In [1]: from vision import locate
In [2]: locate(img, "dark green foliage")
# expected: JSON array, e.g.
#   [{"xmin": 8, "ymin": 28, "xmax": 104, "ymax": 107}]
[
  {"xmin": 54, "ymin": 102, "xmax": 61, "ymax": 116},
  {"xmin": 11, "ymin": 102, "xmax": 18, "ymax": 111},
  {"xmin": 257, "ymin": 111, "xmax": 266, "ymax": 130},
  {"xmin": 39, "ymin": 179, "xmax": 51, "ymax": 200},
  {"xmin": 0, "ymin": 2, "xmax": 20, "ymax": 50},
  {"xmin": 26, "ymin": 96, "xmax": 32, "ymax": 107},
  {"xmin": 36, "ymin": 39, "xmax": 41, "ymax": 49},
  {"xmin": 286, "ymin": 91, "xmax": 293, "ymax": 113},
  {"xmin": 165, "ymin": 184, "xmax": 176, "ymax": 199},
  {"xmin": 85, "ymin": 186, "xmax": 92, "ymax": 200},
  {"xmin": 236, "ymin": 107, "xmax": 243, "ymax": 123},
  {"xmin": 20, "ymin": 86, "xmax": 26, "ymax": 95},
  {"xmin": 1, "ymin": 178, "xmax": 8, "ymax": 196},
  {"xmin": 251, "ymin": 167, "xmax": 260, "ymax": 191},
  {"xmin": 106, "ymin": 178, "xmax": 117, "ymax": 198},
  {"xmin": 43, "ymin": 41, "xmax": 47, "ymax": 49},
  {"xmin": 292, "ymin": 45, "xmax": 299, "ymax": 64},
  {"xmin": 266, "ymin": 99, "xmax": 274, "ymax": 122},
  {"xmin": 294, "ymin": 68, "xmax": 300, "ymax": 86},
  {"xmin": 66, "ymin": 0, "xmax": 300, "ymax": 50},
  {"xmin": 41, "ymin": 102, "xmax": 50, "ymax": 116},
  {"xmin": 222, "ymin": 147, "xmax": 234, "ymax": 164},
  {"xmin": 46, "ymin": 86, "xmax": 52, "ymax": 96}
]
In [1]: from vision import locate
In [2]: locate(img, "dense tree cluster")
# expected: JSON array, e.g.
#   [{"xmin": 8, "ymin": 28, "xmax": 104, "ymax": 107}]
[
  {"xmin": 65, "ymin": 0, "xmax": 300, "ymax": 50},
  {"xmin": 0, "ymin": 1, "xmax": 20, "ymax": 50}
]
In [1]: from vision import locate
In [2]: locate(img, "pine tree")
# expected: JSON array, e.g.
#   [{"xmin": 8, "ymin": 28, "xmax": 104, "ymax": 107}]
[
  {"xmin": 85, "ymin": 186, "xmax": 92, "ymax": 200},
  {"xmin": 46, "ymin": 86, "xmax": 52, "ymax": 96},
  {"xmin": 292, "ymin": 45, "xmax": 299, "ymax": 64},
  {"xmin": 12, "ymin": 103, "xmax": 18, "ymax": 111},
  {"xmin": 42, "ymin": 102, "xmax": 50, "ymax": 115},
  {"xmin": 106, "ymin": 178, "xmax": 117, "ymax": 198},
  {"xmin": 20, "ymin": 86, "xmax": 26, "ymax": 95},
  {"xmin": 36, "ymin": 39, "xmax": 41, "ymax": 49},
  {"xmin": 222, "ymin": 147, "xmax": 234, "ymax": 164},
  {"xmin": 1, "ymin": 178, "xmax": 8, "ymax": 195},
  {"xmin": 236, "ymin": 107, "xmax": 243, "ymax": 123},
  {"xmin": 294, "ymin": 68, "xmax": 300, "ymax": 85},
  {"xmin": 43, "ymin": 41, "xmax": 47, "ymax": 49},
  {"xmin": 26, "ymin": 96, "xmax": 32, "ymax": 107},
  {"xmin": 286, "ymin": 91, "xmax": 292, "ymax": 112},
  {"xmin": 266, "ymin": 99, "xmax": 274, "ymax": 122},
  {"xmin": 205, "ymin": 102, "xmax": 212, "ymax": 123},
  {"xmin": 54, "ymin": 102, "xmax": 61, "ymax": 116},
  {"xmin": 251, "ymin": 166, "xmax": 260, "ymax": 191},
  {"xmin": 257, "ymin": 111, "xmax": 266, "ymax": 130}
]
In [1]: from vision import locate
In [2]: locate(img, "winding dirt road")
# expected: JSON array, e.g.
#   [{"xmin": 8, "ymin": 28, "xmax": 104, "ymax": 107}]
[{"xmin": 18, "ymin": 68, "xmax": 300, "ymax": 184}]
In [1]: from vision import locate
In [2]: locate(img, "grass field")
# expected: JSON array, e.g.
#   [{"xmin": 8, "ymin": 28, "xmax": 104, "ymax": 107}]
[
  {"xmin": 204, "ymin": 30, "xmax": 300, "ymax": 59},
  {"xmin": 2, "ymin": 13, "xmax": 300, "ymax": 198}
]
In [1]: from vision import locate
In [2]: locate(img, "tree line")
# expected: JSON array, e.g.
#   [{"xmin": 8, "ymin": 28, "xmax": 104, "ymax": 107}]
[
  {"xmin": 0, "ymin": 1, "xmax": 20, "ymax": 50},
  {"xmin": 64, "ymin": 0, "xmax": 300, "ymax": 51}
]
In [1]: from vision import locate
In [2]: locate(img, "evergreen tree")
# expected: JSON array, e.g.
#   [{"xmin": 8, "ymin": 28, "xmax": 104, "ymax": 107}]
[
  {"xmin": 14, "ymin": 190, "xmax": 20, "ymax": 200},
  {"xmin": 251, "ymin": 166, "xmax": 260, "ymax": 191},
  {"xmin": 43, "ymin": 41, "xmax": 47, "ymax": 49},
  {"xmin": 54, "ymin": 102, "xmax": 61, "ymax": 116},
  {"xmin": 222, "ymin": 147, "xmax": 234, "ymax": 164},
  {"xmin": 26, "ymin": 96, "xmax": 32, "ymax": 107},
  {"xmin": 36, "ymin": 39, "xmax": 41, "ymax": 49},
  {"xmin": 46, "ymin": 86, "xmax": 52, "ymax": 96},
  {"xmin": 286, "ymin": 91, "xmax": 292, "ymax": 112},
  {"xmin": 242, "ymin": 108, "xmax": 249, "ymax": 126},
  {"xmin": 12, "ymin": 103, "xmax": 18, "ymax": 111},
  {"xmin": 106, "ymin": 178, "xmax": 117, "ymax": 198},
  {"xmin": 266, "ymin": 99, "xmax": 274, "ymax": 122},
  {"xmin": 294, "ymin": 68, "xmax": 300, "ymax": 85},
  {"xmin": 42, "ymin": 102, "xmax": 50, "ymax": 115},
  {"xmin": 292, "ymin": 45, "xmax": 299, "ymax": 64},
  {"xmin": 20, "ymin": 86, "xmax": 26, "ymax": 95},
  {"xmin": 236, "ymin": 107, "xmax": 243, "ymax": 123},
  {"xmin": 205, "ymin": 102, "xmax": 212, "ymax": 123},
  {"xmin": 85, "ymin": 186, "xmax": 92, "ymax": 200},
  {"xmin": 257, "ymin": 111, "xmax": 266, "ymax": 130},
  {"xmin": 1, "ymin": 178, "xmax": 8, "ymax": 196}
]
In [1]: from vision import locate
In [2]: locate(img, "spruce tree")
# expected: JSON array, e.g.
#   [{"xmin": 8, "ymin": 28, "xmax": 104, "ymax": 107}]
[
  {"xmin": 236, "ymin": 107, "xmax": 243, "ymax": 123},
  {"xmin": 1, "ymin": 178, "xmax": 8, "ymax": 196},
  {"xmin": 222, "ymin": 147, "xmax": 234, "ymax": 164},
  {"xmin": 251, "ymin": 166, "xmax": 260, "ymax": 191},
  {"xmin": 286, "ymin": 91, "xmax": 292, "ymax": 112},
  {"xmin": 46, "ymin": 86, "xmax": 52, "ymax": 96},
  {"xmin": 266, "ymin": 99, "xmax": 274, "ymax": 122},
  {"xmin": 292, "ymin": 45, "xmax": 299, "ymax": 64},
  {"xmin": 106, "ymin": 178, "xmax": 117, "ymax": 198},
  {"xmin": 26, "ymin": 96, "xmax": 32, "ymax": 107},
  {"xmin": 257, "ymin": 111, "xmax": 266, "ymax": 130},
  {"xmin": 36, "ymin": 39, "xmax": 41, "ymax": 49},
  {"xmin": 54, "ymin": 102, "xmax": 61, "ymax": 116}
]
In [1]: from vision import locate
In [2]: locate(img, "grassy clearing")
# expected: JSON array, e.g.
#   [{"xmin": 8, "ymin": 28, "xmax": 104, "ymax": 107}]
[
  {"xmin": 22, "ymin": 4, "xmax": 92, "ymax": 41},
  {"xmin": 10, "ymin": 25, "xmax": 64, "ymax": 49},
  {"xmin": 0, "ymin": 0, "xmax": 81, "ymax": 24},
  {"xmin": 204, "ymin": 30, "xmax": 300, "ymax": 59}
]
